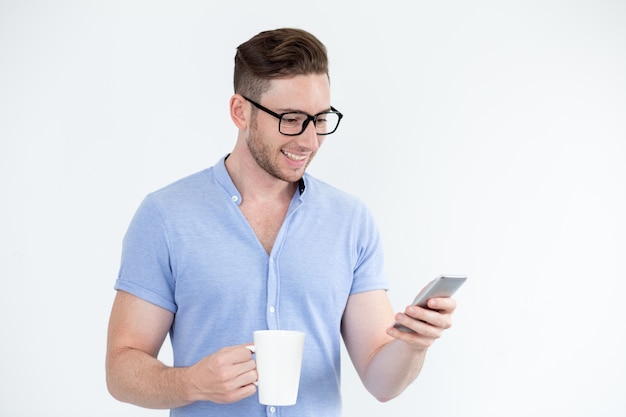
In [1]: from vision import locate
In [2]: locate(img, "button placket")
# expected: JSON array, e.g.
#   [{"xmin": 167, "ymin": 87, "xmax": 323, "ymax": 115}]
[{"xmin": 266, "ymin": 256, "xmax": 279, "ymax": 329}]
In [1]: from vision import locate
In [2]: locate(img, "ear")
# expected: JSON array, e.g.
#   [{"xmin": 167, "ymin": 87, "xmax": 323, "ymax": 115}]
[{"xmin": 230, "ymin": 94, "xmax": 249, "ymax": 130}]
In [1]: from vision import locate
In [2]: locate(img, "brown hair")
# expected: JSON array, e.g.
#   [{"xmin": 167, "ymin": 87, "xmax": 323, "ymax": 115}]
[{"xmin": 234, "ymin": 28, "xmax": 329, "ymax": 100}]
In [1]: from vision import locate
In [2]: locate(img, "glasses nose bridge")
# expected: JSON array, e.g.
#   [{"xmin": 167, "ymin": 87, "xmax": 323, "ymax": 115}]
[
  {"xmin": 300, "ymin": 114, "xmax": 317, "ymax": 134},
  {"xmin": 300, "ymin": 114, "xmax": 318, "ymax": 134},
  {"xmin": 299, "ymin": 114, "xmax": 320, "ymax": 139}
]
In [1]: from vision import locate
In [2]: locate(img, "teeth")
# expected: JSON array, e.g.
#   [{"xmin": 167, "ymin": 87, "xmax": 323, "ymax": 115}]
[{"xmin": 282, "ymin": 150, "xmax": 306, "ymax": 161}]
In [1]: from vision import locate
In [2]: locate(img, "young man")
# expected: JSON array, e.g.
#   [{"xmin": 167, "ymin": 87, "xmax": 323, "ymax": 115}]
[{"xmin": 106, "ymin": 28, "xmax": 458, "ymax": 417}]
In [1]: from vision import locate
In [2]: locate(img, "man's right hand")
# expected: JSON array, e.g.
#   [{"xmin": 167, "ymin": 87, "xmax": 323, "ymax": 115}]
[{"xmin": 185, "ymin": 344, "xmax": 258, "ymax": 404}]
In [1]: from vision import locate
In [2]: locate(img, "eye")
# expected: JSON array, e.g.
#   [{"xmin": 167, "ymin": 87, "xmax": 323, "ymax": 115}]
[
  {"xmin": 316, "ymin": 115, "xmax": 329, "ymax": 124},
  {"xmin": 282, "ymin": 113, "xmax": 306, "ymax": 125},
  {"xmin": 282, "ymin": 117, "xmax": 298, "ymax": 124}
]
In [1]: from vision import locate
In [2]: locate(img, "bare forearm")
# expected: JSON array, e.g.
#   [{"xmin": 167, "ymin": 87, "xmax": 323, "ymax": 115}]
[
  {"xmin": 106, "ymin": 348, "xmax": 193, "ymax": 409},
  {"xmin": 362, "ymin": 340, "xmax": 427, "ymax": 402}
]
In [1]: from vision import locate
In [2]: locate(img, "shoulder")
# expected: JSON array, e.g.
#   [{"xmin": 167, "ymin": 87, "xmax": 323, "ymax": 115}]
[
  {"xmin": 302, "ymin": 174, "xmax": 375, "ymax": 222},
  {"xmin": 140, "ymin": 168, "xmax": 220, "ymax": 212},
  {"xmin": 149, "ymin": 169, "xmax": 213, "ymax": 200},
  {"xmin": 303, "ymin": 174, "xmax": 362, "ymax": 206},
  {"xmin": 128, "ymin": 168, "xmax": 219, "ymax": 226}
]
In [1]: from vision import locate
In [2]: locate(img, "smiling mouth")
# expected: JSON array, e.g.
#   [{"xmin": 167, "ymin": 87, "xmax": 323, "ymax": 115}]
[{"xmin": 282, "ymin": 150, "xmax": 307, "ymax": 162}]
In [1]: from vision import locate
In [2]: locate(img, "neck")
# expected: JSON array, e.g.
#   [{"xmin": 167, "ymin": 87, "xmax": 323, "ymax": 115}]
[{"xmin": 224, "ymin": 150, "xmax": 297, "ymax": 204}]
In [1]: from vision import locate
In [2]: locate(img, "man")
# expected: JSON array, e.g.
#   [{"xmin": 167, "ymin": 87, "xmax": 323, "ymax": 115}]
[{"xmin": 106, "ymin": 28, "xmax": 457, "ymax": 417}]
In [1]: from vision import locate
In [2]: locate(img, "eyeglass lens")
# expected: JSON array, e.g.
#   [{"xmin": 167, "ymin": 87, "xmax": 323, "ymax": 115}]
[{"xmin": 280, "ymin": 112, "xmax": 340, "ymax": 135}]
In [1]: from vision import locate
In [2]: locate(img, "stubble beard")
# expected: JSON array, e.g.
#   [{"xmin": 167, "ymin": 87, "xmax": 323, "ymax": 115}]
[{"xmin": 246, "ymin": 123, "xmax": 314, "ymax": 184}]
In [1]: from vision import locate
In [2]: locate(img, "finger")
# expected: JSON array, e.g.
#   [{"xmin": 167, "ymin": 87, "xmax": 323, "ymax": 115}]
[
  {"xmin": 228, "ymin": 352, "xmax": 257, "ymax": 383},
  {"xmin": 235, "ymin": 378, "xmax": 258, "ymax": 398},
  {"xmin": 426, "ymin": 297, "xmax": 457, "ymax": 313},
  {"xmin": 226, "ymin": 344, "xmax": 256, "ymax": 363},
  {"xmin": 232, "ymin": 366, "xmax": 258, "ymax": 389},
  {"xmin": 386, "ymin": 325, "xmax": 440, "ymax": 348},
  {"xmin": 394, "ymin": 312, "xmax": 433, "ymax": 336},
  {"xmin": 214, "ymin": 378, "xmax": 257, "ymax": 404},
  {"xmin": 418, "ymin": 309, "xmax": 453, "ymax": 329},
  {"xmin": 405, "ymin": 303, "xmax": 453, "ymax": 329},
  {"xmin": 398, "ymin": 307, "xmax": 452, "ymax": 333}
]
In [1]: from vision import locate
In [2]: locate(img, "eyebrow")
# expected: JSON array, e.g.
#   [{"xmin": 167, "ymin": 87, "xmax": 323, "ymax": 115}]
[{"xmin": 275, "ymin": 105, "xmax": 333, "ymax": 115}]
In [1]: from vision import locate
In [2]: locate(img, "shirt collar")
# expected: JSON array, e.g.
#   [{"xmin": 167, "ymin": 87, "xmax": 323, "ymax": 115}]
[{"xmin": 217, "ymin": 154, "xmax": 307, "ymax": 200}]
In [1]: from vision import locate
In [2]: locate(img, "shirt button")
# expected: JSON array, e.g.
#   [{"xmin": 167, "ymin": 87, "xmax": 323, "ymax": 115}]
[
  {"xmin": 231, "ymin": 195, "xmax": 238, "ymax": 202},
  {"xmin": 269, "ymin": 406, "xmax": 276, "ymax": 413},
  {"xmin": 269, "ymin": 306, "xmax": 275, "ymax": 314}
]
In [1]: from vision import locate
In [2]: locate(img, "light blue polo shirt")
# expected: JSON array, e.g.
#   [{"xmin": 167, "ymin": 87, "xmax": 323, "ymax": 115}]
[{"xmin": 115, "ymin": 156, "xmax": 388, "ymax": 417}]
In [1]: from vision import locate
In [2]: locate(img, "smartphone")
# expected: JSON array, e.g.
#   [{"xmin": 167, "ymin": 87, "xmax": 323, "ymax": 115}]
[{"xmin": 393, "ymin": 275, "xmax": 467, "ymax": 333}]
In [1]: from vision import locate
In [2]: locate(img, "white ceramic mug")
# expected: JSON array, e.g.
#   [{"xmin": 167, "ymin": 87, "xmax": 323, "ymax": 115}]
[{"xmin": 248, "ymin": 330, "xmax": 305, "ymax": 406}]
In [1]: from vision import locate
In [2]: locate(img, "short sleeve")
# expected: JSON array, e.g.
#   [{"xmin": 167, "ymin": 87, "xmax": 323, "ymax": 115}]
[
  {"xmin": 349, "ymin": 203, "xmax": 388, "ymax": 295},
  {"xmin": 114, "ymin": 195, "xmax": 178, "ymax": 313}
]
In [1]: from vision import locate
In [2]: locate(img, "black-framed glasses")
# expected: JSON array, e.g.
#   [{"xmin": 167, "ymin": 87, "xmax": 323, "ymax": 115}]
[{"xmin": 243, "ymin": 96, "xmax": 343, "ymax": 136}]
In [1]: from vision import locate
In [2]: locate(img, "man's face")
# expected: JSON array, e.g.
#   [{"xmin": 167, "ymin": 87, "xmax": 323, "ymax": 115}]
[{"xmin": 245, "ymin": 73, "xmax": 331, "ymax": 184}]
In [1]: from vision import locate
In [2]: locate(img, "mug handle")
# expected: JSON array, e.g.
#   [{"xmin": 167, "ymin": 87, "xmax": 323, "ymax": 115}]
[{"xmin": 245, "ymin": 345, "xmax": 258, "ymax": 386}]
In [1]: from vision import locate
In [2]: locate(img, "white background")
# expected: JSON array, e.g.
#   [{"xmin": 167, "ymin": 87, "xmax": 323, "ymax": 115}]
[{"xmin": 1, "ymin": 1, "xmax": 625, "ymax": 416}]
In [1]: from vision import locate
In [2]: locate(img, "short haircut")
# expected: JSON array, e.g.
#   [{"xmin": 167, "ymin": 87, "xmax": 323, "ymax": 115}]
[{"xmin": 234, "ymin": 28, "xmax": 329, "ymax": 100}]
